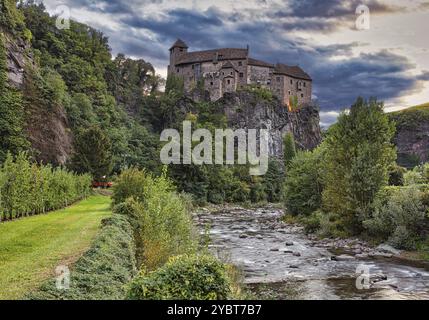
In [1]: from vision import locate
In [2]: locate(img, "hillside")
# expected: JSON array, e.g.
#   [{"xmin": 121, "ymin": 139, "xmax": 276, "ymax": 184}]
[{"xmin": 389, "ymin": 102, "xmax": 429, "ymax": 168}]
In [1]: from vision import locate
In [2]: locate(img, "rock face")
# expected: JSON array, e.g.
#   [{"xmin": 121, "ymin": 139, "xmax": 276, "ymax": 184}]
[
  {"xmin": 217, "ymin": 91, "xmax": 322, "ymax": 157},
  {"xmin": 389, "ymin": 107, "xmax": 429, "ymax": 168},
  {"xmin": 3, "ymin": 31, "xmax": 73, "ymax": 165}
]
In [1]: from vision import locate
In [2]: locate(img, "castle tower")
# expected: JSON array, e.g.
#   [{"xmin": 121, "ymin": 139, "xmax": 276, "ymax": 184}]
[{"xmin": 168, "ymin": 39, "xmax": 188, "ymax": 75}]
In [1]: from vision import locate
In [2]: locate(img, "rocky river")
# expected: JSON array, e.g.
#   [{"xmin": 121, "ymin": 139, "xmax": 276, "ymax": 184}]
[{"xmin": 195, "ymin": 206, "xmax": 429, "ymax": 300}]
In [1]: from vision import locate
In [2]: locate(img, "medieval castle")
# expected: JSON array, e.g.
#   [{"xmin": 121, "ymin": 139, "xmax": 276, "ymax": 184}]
[{"xmin": 168, "ymin": 39, "xmax": 312, "ymax": 109}]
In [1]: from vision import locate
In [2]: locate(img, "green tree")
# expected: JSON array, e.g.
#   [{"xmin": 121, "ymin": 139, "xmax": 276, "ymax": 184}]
[
  {"xmin": 69, "ymin": 126, "xmax": 113, "ymax": 180},
  {"xmin": 322, "ymin": 97, "xmax": 397, "ymax": 234},
  {"xmin": 283, "ymin": 147, "xmax": 324, "ymax": 216},
  {"xmin": 283, "ymin": 132, "xmax": 297, "ymax": 168},
  {"xmin": 263, "ymin": 160, "xmax": 284, "ymax": 203}
]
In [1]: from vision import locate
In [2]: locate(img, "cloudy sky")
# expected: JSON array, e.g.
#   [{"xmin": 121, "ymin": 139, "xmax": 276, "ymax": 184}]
[{"xmin": 42, "ymin": 0, "xmax": 429, "ymax": 126}]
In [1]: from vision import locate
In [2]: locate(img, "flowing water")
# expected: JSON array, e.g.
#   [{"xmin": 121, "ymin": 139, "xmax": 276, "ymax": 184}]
[{"xmin": 196, "ymin": 206, "xmax": 429, "ymax": 300}]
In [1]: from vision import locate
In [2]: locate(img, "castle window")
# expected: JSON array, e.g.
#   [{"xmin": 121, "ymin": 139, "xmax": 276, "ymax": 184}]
[
  {"xmin": 210, "ymin": 82, "xmax": 214, "ymax": 86},
  {"xmin": 276, "ymin": 77, "xmax": 281, "ymax": 82},
  {"xmin": 180, "ymin": 48, "xmax": 184, "ymax": 52},
  {"xmin": 238, "ymin": 61, "xmax": 243, "ymax": 66},
  {"xmin": 231, "ymin": 72, "xmax": 233, "ymax": 75},
  {"xmin": 304, "ymin": 82, "xmax": 306, "ymax": 87},
  {"xmin": 227, "ymin": 80, "xmax": 231, "ymax": 84},
  {"xmin": 288, "ymin": 91, "xmax": 291, "ymax": 95},
  {"xmin": 176, "ymin": 68, "xmax": 180, "ymax": 73},
  {"xmin": 290, "ymin": 79, "xmax": 293, "ymax": 85},
  {"xmin": 301, "ymin": 93, "xmax": 304, "ymax": 98},
  {"xmin": 267, "ymin": 79, "xmax": 271, "ymax": 85},
  {"xmin": 239, "ymin": 72, "xmax": 244, "ymax": 78},
  {"xmin": 192, "ymin": 65, "xmax": 194, "ymax": 69}
]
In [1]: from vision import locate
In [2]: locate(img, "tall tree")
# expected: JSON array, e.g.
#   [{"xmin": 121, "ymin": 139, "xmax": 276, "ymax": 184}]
[
  {"xmin": 322, "ymin": 97, "xmax": 397, "ymax": 234},
  {"xmin": 283, "ymin": 132, "xmax": 297, "ymax": 169},
  {"xmin": 69, "ymin": 126, "xmax": 113, "ymax": 180}
]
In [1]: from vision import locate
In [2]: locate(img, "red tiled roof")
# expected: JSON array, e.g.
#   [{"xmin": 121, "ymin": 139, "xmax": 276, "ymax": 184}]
[
  {"xmin": 274, "ymin": 63, "xmax": 312, "ymax": 80},
  {"xmin": 175, "ymin": 48, "xmax": 248, "ymax": 65}
]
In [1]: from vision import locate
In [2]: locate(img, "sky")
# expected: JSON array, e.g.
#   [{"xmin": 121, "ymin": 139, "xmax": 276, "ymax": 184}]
[{"xmin": 41, "ymin": 0, "xmax": 429, "ymax": 127}]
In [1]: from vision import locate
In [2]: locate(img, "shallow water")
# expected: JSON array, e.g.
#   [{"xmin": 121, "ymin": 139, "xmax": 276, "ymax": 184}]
[{"xmin": 196, "ymin": 207, "xmax": 429, "ymax": 300}]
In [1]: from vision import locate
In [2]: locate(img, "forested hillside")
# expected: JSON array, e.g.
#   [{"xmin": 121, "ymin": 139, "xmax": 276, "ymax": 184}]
[{"xmin": 0, "ymin": 0, "xmax": 160, "ymax": 172}]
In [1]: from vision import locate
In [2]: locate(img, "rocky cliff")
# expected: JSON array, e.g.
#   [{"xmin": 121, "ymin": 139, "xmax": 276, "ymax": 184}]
[
  {"xmin": 3, "ymin": 31, "xmax": 73, "ymax": 165},
  {"xmin": 177, "ymin": 89, "xmax": 322, "ymax": 158},
  {"xmin": 389, "ymin": 104, "xmax": 429, "ymax": 168},
  {"xmin": 219, "ymin": 91, "xmax": 322, "ymax": 157}
]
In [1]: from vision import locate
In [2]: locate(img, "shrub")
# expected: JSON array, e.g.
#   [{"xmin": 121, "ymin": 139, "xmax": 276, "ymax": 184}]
[
  {"xmin": 27, "ymin": 214, "xmax": 137, "ymax": 300},
  {"xmin": 126, "ymin": 254, "xmax": 233, "ymax": 300},
  {"xmin": 112, "ymin": 168, "xmax": 197, "ymax": 270},
  {"xmin": 364, "ymin": 186, "xmax": 428, "ymax": 249},
  {"xmin": 389, "ymin": 165, "xmax": 406, "ymax": 186},
  {"xmin": 112, "ymin": 167, "xmax": 147, "ymax": 206}
]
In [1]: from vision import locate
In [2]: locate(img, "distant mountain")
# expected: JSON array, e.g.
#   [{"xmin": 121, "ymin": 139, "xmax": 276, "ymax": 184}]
[{"xmin": 389, "ymin": 102, "xmax": 429, "ymax": 168}]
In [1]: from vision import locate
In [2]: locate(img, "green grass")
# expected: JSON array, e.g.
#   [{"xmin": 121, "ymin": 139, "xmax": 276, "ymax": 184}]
[{"xmin": 0, "ymin": 195, "xmax": 112, "ymax": 300}]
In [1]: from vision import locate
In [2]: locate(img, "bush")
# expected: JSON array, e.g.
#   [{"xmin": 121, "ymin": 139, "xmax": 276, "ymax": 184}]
[
  {"xmin": 112, "ymin": 167, "xmax": 147, "ymax": 206},
  {"xmin": 364, "ymin": 186, "xmax": 428, "ymax": 249},
  {"xmin": 112, "ymin": 168, "xmax": 197, "ymax": 270},
  {"xmin": 28, "ymin": 215, "xmax": 138, "ymax": 300},
  {"xmin": 0, "ymin": 152, "xmax": 92, "ymax": 221},
  {"xmin": 126, "ymin": 254, "xmax": 233, "ymax": 300}
]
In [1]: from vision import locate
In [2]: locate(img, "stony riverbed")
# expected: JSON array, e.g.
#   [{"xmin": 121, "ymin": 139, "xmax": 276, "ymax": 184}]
[{"xmin": 195, "ymin": 206, "xmax": 429, "ymax": 300}]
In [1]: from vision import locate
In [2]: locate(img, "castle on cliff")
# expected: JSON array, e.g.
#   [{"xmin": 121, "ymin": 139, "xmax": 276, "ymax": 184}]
[{"xmin": 168, "ymin": 39, "xmax": 312, "ymax": 109}]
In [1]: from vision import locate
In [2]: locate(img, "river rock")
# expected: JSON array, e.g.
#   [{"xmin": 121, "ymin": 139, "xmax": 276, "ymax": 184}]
[
  {"xmin": 288, "ymin": 265, "xmax": 299, "ymax": 269},
  {"xmin": 376, "ymin": 244, "xmax": 401, "ymax": 256},
  {"xmin": 270, "ymin": 248, "xmax": 280, "ymax": 252},
  {"xmin": 285, "ymin": 242, "xmax": 294, "ymax": 246},
  {"xmin": 335, "ymin": 255, "xmax": 355, "ymax": 261},
  {"xmin": 293, "ymin": 252, "xmax": 301, "ymax": 257},
  {"xmin": 239, "ymin": 234, "xmax": 248, "ymax": 239},
  {"xmin": 256, "ymin": 235, "xmax": 264, "ymax": 239}
]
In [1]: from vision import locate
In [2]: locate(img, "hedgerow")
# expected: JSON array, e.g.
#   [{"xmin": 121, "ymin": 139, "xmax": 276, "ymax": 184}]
[
  {"xmin": 126, "ymin": 254, "xmax": 233, "ymax": 300},
  {"xmin": 0, "ymin": 152, "xmax": 92, "ymax": 221},
  {"xmin": 27, "ymin": 214, "xmax": 137, "ymax": 300}
]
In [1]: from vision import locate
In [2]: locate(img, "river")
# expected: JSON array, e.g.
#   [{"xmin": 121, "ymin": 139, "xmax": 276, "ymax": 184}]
[{"xmin": 195, "ymin": 206, "xmax": 429, "ymax": 300}]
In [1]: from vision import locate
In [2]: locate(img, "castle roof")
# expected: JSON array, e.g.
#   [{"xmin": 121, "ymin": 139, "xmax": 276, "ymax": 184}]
[
  {"xmin": 175, "ymin": 48, "xmax": 248, "ymax": 65},
  {"xmin": 248, "ymin": 58, "xmax": 274, "ymax": 68},
  {"xmin": 274, "ymin": 63, "xmax": 312, "ymax": 81},
  {"xmin": 170, "ymin": 39, "xmax": 188, "ymax": 50},
  {"xmin": 221, "ymin": 61, "xmax": 238, "ymax": 71}
]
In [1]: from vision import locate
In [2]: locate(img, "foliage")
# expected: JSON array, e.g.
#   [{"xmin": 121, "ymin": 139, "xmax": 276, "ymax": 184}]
[
  {"xmin": 69, "ymin": 126, "xmax": 113, "ymax": 180},
  {"xmin": 283, "ymin": 132, "xmax": 297, "ymax": 168},
  {"xmin": 262, "ymin": 160, "xmax": 284, "ymax": 203},
  {"xmin": 363, "ymin": 186, "xmax": 428, "ymax": 250},
  {"xmin": 113, "ymin": 168, "xmax": 197, "ymax": 270},
  {"xmin": 0, "ymin": 152, "xmax": 92, "ymax": 221},
  {"xmin": 165, "ymin": 74, "xmax": 184, "ymax": 95},
  {"xmin": 0, "ymin": 33, "xmax": 29, "ymax": 163},
  {"xmin": 322, "ymin": 98, "xmax": 397, "ymax": 234},
  {"xmin": 127, "ymin": 254, "xmax": 233, "ymax": 300},
  {"xmin": 283, "ymin": 148, "xmax": 324, "ymax": 216},
  {"xmin": 27, "ymin": 214, "xmax": 137, "ymax": 300},
  {"xmin": 389, "ymin": 164, "xmax": 406, "ymax": 186}
]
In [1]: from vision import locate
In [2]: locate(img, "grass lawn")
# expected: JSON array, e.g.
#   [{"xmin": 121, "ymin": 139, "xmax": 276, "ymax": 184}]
[{"xmin": 0, "ymin": 195, "xmax": 111, "ymax": 300}]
